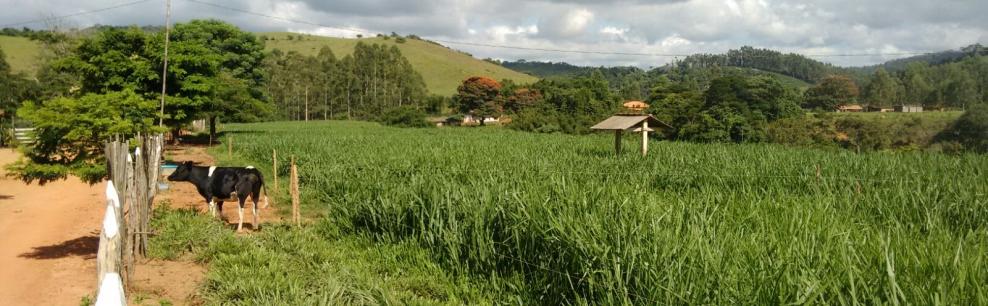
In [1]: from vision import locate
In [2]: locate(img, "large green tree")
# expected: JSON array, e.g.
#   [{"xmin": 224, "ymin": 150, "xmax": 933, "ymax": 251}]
[
  {"xmin": 863, "ymin": 67, "xmax": 901, "ymax": 108},
  {"xmin": 802, "ymin": 75, "xmax": 859, "ymax": 110}
]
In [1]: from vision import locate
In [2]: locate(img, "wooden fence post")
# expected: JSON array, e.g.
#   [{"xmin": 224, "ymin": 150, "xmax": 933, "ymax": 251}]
[
  {"xmin": 273, "ymin": 149, "xmax": 278, "ymax": 194},
  {"xmin": 290, "ymin": 156, "xmax": 300, "ymax": 226},
  {"xmin": 228, "ymin": 137, "xmax": 233, "ymax": 159},
  {"xmin": 95, "ymin": 272, "xmax": 126, "ymax": 306},
  {"xmin": 97, "ymin": 181, "xmax": 123, "ymax": 297}
]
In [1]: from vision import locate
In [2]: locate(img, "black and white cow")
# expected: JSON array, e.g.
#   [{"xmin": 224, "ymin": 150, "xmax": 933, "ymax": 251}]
[{"xmin": 167, "ymin": 161, "xmax": 269, "ymax": 231}]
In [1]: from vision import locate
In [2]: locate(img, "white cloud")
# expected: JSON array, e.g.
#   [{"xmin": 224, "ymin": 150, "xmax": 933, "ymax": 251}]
[{"xmin": 561, "ymin": 8, "xmax": 593, "ymax": 36}]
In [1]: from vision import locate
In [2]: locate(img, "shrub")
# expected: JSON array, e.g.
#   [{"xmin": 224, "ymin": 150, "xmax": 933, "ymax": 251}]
[
  {"xmin": 380, "ymin": 106, "xmax": 431, "ymax": 128},
  {"xmin": 938, "ymin": 104, "xmax": 988, "ymax": 153}
]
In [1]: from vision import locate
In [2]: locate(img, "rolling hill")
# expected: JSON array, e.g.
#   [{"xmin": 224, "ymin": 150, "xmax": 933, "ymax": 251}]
[
  {"xmin": 0, "ymin": 32, "xmax": 539, "ymax": 95},
  {"xmin": 259, "ymin": 32, "xmax": 538, "ymax": 95},
  {"xmin": 0, "ymin": 35, "xmax": 42, "ymax": 75}
]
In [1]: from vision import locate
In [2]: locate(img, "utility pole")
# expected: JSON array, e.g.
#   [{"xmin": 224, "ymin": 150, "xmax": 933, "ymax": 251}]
[{"xmin": 158, "ymin": 0, "xmax": 171, "ymax": 127}]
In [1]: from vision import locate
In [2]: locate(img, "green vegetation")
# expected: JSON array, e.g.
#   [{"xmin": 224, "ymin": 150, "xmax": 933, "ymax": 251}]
[
  {"xmin": 264, "ymin": 43, "xmax": 427, "ymax": 121},
  {"xmin": 7, "ymin": 20, "xmax": 268, "ymax": 181},
  {"xmin": 380, "ymin": 106, "xmax": 431, "ymax": 128},
  {"xmin": 148, "ymin": 206, "xmax": 503, "ymax": 304},
  {"xmin": 0, "ymin": 35, "xmax": 41, "ymax": 75},
  {"xmin": 937, "ymin": 105, "xmax": 988, "ymax": 153},
  {"xmin": 260, "ymin": 32, "xmax": 538, "ymax": 95},
  {"xmin": 211, "ymin": 120, "xmax": 988, "ymax": 304},
  {"xmin": 768, "ymin": 112, "xmax": 962, "ymax": 152}
]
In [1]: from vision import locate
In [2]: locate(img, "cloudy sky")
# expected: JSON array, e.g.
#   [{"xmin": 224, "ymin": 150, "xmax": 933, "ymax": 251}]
[{"xmin": 2, "ymin": 0, "xmax": 986, "ymax": 67}]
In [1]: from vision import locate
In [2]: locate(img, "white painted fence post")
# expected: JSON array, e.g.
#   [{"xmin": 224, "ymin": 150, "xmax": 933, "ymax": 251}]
[
  {"xmin": 96, "ymin": 181, "xmax": 126, "ymax": 305},
  {"xmin": 95, "ymin": 272, "xmax": 126, "ymax": 306}
]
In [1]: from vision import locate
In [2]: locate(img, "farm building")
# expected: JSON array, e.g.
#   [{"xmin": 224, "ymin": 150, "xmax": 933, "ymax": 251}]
[
  {"xmin": 895, "ymin": 105, "xmax": 923, "ymax": 112},
  {"xmin": 462, "ymin": 115, "xmax": 499, "ymax": 125},
  {"xmin": 837, "ymin": 104, "xmax": 863, "ymax": 112},
  {"xmin": 867, "ymin": 106, "xmax": 893, "ymax": 112}
]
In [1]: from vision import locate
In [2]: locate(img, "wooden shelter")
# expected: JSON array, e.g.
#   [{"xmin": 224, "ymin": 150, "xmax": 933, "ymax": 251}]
[{"xmin": 591, "ymin": 114, "xmax": 670, "ymax": 156}]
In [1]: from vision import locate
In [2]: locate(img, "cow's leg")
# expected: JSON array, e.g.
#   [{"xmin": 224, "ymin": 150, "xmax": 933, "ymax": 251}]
[
  {"xmin": 207, "ymin": 198, "xmax": 216, "ymax": 217},
  {"xmin": 216, "ymin": 201, "xmax": 225, "ymax": 220},
  {"xmin": 251, "ymin": 192, "xmax": 260, "ymax": 230},
  {"xmin": 237, "ymin": 198, "xmax": 246, "ymax": 232}
]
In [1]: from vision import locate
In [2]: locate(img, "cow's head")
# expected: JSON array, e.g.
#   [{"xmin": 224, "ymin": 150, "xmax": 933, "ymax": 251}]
[{"xmin": 167, "ymin": 161, "xmax": 195, "ymax": 181}]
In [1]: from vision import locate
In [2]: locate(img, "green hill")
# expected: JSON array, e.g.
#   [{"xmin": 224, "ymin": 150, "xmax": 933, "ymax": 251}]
[
  {"xmin": 260, "ymin": 32, "xmax": 538, "ymax": 95},
  {"xmin": 0, "ymin": 35, "xmax": 42, "ymax": 75}
]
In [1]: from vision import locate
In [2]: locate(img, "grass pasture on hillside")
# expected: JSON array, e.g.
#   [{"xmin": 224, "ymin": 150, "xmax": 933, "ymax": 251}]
[
  {"xmin": 0, "ymin": 35, "xmax": 41, "ymax": 75},
  {"xmin": 260, "ymin": 33, "xmax": 538, "ymax": 95},
  {"xmin": 200, "ymin": 121, "xmax": 988, "ymax": 304}
]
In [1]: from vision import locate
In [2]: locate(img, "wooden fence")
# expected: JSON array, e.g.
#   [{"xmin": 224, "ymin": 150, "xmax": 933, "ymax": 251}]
[{"xmin": 96, "ymin": 134, "xmax": 164, "ymax": 305}]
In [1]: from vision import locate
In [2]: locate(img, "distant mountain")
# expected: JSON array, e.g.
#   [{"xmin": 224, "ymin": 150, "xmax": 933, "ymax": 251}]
[
  {"xmin": 500, "ymin": 60, "xmax": 592, "ymax": 78},
  {"xmin": 669, "ymin": 46, "xmax": 858, "ymax": 84},
  {"xmin": 851, "ymin": 44, "xmax": 986, "ymax": 74},
  {"xmin": 500, "ymin": 60, "xmax": 647, "ymax": 88}
]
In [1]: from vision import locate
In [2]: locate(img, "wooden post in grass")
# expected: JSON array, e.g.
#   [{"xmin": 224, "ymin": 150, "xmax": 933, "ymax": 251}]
[
  {"xmin": 614, "ymin": 130, "xmax": 622, "ymax": 155},
  {"xmin": 97, "ymin": 182, "xmax": 123, "ymax": 294},
  {"xmin": 290, "ymin": 156, "xmax": 300, "ymax": 226},
  {"xmin": 228, "ymin": 137, "xmax": 233, "ymax": 159},
  {"xmin": 641, "ymin": 121, "xmax": 648, "ymax": 156},
  {"xmin": 272, "ymin": 149, "xmax": 278, "ymax": 194}
]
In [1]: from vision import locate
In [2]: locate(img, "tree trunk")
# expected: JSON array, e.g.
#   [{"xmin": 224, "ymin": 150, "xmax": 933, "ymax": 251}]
[
  {"xmin": 208, "ymin": 115, "xmax": 217, "ymax": 144},
  {"xmin": 304, "ymin": 86, "xmax": 309, "ymax": 122}
]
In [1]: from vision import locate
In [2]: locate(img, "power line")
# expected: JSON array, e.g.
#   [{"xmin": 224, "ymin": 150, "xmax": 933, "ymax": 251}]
[
  {"xmin": 0, "ymin": 0, "xmax": 157, "ymax": 28},
  {"xmin": 182, "ymin": 0, "xmax": 936, "ymax": 59}
]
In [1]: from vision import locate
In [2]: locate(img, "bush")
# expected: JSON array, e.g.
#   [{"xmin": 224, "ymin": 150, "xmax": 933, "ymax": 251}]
[
  {"xmin": 380, "ymin": 106, "xmax": 431, "ymax": 128},
  {"xmin": 938, "ymin": 104, "xmax": 988, "ymax": 153},
  {"xmin": 11, "ymin": 90, "xmax": 161, "ymax": 182}
]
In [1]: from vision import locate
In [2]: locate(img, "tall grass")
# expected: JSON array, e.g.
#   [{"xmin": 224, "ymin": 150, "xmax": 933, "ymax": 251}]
[
  {"xmin": 224, "ymin": 120, "xmax": 988, "ymax": 304},
  {"xmin": 148, "ymin": 206, "xmax": 501, "ymax": 305}
]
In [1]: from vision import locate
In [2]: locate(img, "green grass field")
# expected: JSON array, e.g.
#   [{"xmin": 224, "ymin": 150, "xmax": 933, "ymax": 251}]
[
  {"xmin": 260, "ymin": 32, "xmax": 538, "ymax": 96},
  {"xmin": 160, "ymin": 120, "xmax": 988, "ymax": 304},
  {"xmin": 0, "ymin": 35, "xmax": 42, "ymax": 75}
]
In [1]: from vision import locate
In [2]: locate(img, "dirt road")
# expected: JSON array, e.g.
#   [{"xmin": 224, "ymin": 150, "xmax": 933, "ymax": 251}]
[{"xmin": 0, "ymin": 148, "xmax": 105, "ymax": 305}]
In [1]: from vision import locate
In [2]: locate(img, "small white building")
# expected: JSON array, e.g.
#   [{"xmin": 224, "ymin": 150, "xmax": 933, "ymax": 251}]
[{"xmin": 895, "ymin": 105, "xmax": 923, "ymax": 113}]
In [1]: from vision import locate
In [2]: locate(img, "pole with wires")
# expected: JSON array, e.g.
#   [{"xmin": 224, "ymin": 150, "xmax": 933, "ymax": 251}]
[{"xmin": 158, "ymin": 0, "xmax": 171, "ymax": 127}]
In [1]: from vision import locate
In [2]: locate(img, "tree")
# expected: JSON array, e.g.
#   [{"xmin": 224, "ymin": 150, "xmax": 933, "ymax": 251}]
[
  {"xmin": 11, "ymin": 90, "xmax": 161, "ymax": 182},
  {"xmin": 453, "ymin": 76, "xmax": 502, "ymax": 125},
  {"xmin": 53, "ymin": 22, "xmax": 268, "ymax": 141},
  {"xmin": 901, "ymin": 62, "xmax": 933, "ymax": 106},
  {"xmin": 862, "ymin": 67, "xmax": 901, "ymax": 108},
  {"xmin": 168, "ymin": 19, "xmax": 267, "ymax": 140},
  {"xmin": 803, "ymin": 75, "xmax": 859, "ymax": 110}
]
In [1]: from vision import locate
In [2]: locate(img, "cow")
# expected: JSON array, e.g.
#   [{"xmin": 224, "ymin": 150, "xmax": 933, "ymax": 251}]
[{"xmin": 166, "ymin": 161, "xmax": 269, "ymax": 232}]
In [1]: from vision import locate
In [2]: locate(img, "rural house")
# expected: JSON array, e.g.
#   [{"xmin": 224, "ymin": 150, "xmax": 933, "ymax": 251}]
[{"xmin": 837, "ymin": 104, "xmax": 864, "ymax": 112}]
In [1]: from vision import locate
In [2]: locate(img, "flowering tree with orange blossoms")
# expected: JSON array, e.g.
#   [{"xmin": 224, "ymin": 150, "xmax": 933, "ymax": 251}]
[{"xmin": 454, "ymin": 76, "xmax": 502, "ymax": 125}]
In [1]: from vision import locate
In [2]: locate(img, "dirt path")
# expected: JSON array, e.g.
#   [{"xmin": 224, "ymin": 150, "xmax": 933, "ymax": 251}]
[
  {"xmin": 0, "ymin": 145, "xmax": 270, "ymax": 305},
  {"xmin": 0, "ymin": 148, "xmax": 105, "ymax": 305}
]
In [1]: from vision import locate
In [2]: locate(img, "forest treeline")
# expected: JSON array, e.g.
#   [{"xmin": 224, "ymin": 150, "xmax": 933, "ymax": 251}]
[{"xmin": 264, "ymin": 43, "xmax": 427, "ymax": 121}]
